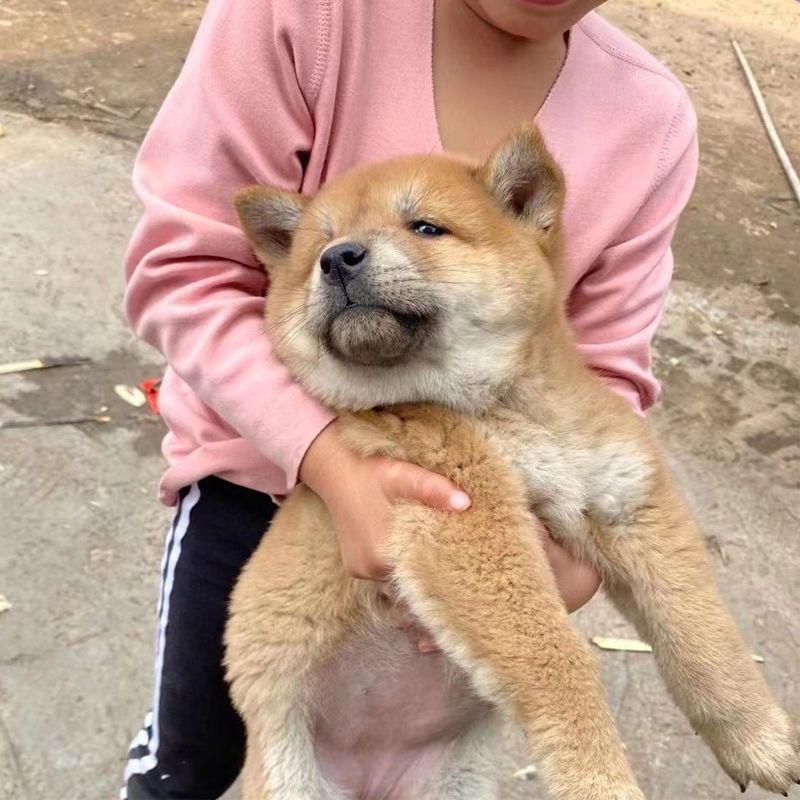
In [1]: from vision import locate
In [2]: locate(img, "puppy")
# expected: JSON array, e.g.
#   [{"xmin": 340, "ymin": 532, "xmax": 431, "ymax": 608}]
[{"xmin": 225, "ymin": 125, "xmax": 799, "ymax": 800}]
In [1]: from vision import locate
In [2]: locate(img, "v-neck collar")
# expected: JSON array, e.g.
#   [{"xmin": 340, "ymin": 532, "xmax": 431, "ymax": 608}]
[{"xmin": 424, "ymin": 0, "xmax": 579, "ymax": 156}]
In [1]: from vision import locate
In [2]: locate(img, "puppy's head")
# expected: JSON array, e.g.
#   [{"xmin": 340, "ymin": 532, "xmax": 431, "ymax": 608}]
[{"xmin": 236, "ymin": 125, "xmax": 565, "ymax": 411}]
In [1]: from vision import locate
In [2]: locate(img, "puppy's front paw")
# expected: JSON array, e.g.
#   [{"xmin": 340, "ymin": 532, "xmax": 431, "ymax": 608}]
[{"xmin": 705, "ymin": 707, "xmax": 800, "ymax": 795}]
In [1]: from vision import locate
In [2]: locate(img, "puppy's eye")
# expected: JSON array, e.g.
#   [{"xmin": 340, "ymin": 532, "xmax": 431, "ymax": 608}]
[{"xmin": 410, "ymin": 219, "xmax": 447, "ymax": 237}]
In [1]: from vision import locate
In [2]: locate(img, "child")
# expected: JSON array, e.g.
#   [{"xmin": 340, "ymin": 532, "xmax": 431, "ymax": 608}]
[{"xmin": 120, "ymin": 0, "xmax": 698, "ymax": 797}]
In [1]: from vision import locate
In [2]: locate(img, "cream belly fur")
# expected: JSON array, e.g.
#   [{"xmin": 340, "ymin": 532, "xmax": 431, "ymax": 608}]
[
  {"xmin": 307, "ymin": 619, "xmax": 492, "ymax": 797},
  {"xmin": 225, "ymin": 125, "xmax": 800, "ymax": 800}
]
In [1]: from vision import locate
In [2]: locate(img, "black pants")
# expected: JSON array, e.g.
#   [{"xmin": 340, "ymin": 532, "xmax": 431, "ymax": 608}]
[{"xmin": 121, "ymin": 477, "xmax": 278, "ymax": 800}]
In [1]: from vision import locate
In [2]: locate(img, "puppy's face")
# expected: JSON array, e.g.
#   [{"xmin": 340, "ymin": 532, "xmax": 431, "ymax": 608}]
[{"xmin": 236, "ymin": 125, "xmax": 565, "ymax": 412}]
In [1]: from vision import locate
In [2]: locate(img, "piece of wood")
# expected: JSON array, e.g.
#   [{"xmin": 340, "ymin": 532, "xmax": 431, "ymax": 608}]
[
  {"xmin": 731, "ymin": 38, "xmax": 800, "ymax": 206},
  {"xmin": 592, "ymin": 636, "xmax": 653, "ymax": 653},
  {"xmin": 0, "ymin": 356, "xmax": 90, "ymax": 375},
  {"xmin": 592, "ymin": 635, "xmax": 765, "ymax": 663},
  {"xmin": 0, "ymin": 359, "xmax": 44, "ymax": 375}
]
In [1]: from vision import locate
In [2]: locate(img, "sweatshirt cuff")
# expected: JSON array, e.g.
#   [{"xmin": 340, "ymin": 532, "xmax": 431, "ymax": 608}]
[
  {"xmin": 601, "ymin": 375, "xmax": 647, "ymax": 417},
  {"xmin": 276, "ymin": 404, "xmax": 337, "ymax": 493}
]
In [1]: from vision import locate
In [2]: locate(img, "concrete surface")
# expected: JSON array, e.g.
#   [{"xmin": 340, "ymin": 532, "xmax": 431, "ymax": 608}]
[
  {"xmin": 0, "ymin": 110, "xmax": 169, "ymax": 800},
  {"xmin": 0, "ymin": 4, "xmax": 798, "ymax": 796}
]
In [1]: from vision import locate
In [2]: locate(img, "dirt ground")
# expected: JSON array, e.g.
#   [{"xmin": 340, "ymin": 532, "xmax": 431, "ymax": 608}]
[
  {"xmin": 1, "ymin": 2, "xmax": 798, "ymax": 799},
  {"xmin": 1, "ymin": 0, "xmax": 798, "ymax": 314}
]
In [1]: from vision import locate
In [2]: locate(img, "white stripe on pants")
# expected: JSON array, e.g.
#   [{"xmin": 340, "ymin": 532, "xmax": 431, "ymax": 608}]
[{"xmin": 120, "ymin": 483, "xmax": 202, "ymax": 799}]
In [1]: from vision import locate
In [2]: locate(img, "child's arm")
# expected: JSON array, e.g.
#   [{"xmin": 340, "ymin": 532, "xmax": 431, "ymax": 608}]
[
  {"xmin": 124, "ymin": 0, "xmax": 335, "ymax": 495},
  {"xmin": 570, "ymin": 94, "xmax": 699, "ymax": 411},
  {"xmin": 125, "ymin": 0, "xmax": 469, "ymax": 581}
]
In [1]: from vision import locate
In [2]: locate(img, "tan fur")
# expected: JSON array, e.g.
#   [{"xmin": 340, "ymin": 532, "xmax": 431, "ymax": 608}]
[{"xmin": 226, "ymin": 125, "xmax": 799, "ymax": 799}]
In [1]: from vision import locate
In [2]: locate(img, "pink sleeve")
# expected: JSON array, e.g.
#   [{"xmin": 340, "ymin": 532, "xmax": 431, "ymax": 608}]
[
  {"xmin": 124, "ymin": 0, "xmax": 335, "ymax": 493},
  {"xmin": 569, "ymin": 94, "xmax": 699, "ymax": 413}
]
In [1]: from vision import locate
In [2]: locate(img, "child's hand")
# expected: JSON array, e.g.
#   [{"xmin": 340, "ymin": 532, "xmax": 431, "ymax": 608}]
[
  {"xmin": 299, "ymin": 423, "xmax": 471, "ymax": 580},
  {"xmin": 539, "ymin": 529, "xmax": 602, "ymax": 613}
]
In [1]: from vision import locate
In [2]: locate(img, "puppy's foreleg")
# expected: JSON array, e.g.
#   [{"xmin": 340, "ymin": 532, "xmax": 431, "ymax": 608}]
[
  {"xmin": 598, "ymin": 479, "xmax": 799, "ymax": 795},
  {"xmin": 389, "ymin": 498, "xmax": 644, "ymax": 800}
]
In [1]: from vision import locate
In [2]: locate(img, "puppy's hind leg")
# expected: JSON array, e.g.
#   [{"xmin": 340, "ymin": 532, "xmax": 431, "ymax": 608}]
[
  {"xmin": 225, "ymin": 487, "xmax": 362, "ymax": 800},
  {"xmin": 597, "ymin": 476, "xmax": 799, "ymax": 796}
]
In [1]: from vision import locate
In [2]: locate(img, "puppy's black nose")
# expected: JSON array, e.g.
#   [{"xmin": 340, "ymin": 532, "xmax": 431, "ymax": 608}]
[{"xmin": 320, "ymin": 242, "xmax": 367, "ymax": 285}]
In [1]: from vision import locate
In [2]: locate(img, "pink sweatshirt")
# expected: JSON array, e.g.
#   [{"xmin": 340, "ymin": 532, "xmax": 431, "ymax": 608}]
[{"xmin": 125, "ymin": 1, "xmax": 698, "ymax": 506}]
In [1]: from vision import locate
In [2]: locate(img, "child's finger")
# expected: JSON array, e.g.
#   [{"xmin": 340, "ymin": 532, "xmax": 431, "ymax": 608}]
[{"xmin": 381, "ymin": 460, "xmax": 471, "ymax": 512}]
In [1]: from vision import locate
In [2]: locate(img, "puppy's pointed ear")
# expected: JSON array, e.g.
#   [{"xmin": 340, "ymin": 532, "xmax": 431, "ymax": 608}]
[
  {"xmin": 479, "ymin": 124, "xmax": 564, "ymax": 235},
  {"xmin": 234, "ymin": 186, "xmax": 309, "ymax": 266}
]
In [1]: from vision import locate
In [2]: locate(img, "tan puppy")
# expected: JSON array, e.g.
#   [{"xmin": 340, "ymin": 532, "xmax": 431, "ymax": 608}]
[{"xmin": 225, "ymin": 126, "xmax": 799, "ymax": 800}]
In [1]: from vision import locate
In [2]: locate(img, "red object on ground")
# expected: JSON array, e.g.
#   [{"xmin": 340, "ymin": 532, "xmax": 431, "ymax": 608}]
[{"xmin": 139, "ymin": 378, "xmax": 162, "ymax": 415}]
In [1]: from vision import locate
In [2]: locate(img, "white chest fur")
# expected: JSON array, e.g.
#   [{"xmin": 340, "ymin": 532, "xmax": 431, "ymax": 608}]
[{"xmin": 487, "ymin": 418, "xmax": 654, "ymax": 545}]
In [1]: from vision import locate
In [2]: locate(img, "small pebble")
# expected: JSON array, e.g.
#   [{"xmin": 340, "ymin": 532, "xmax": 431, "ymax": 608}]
[{"xmin": 512, "ymin": 765, "xmax": 538, "ymax": 781}]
